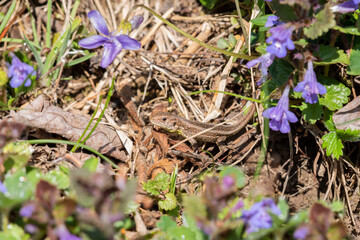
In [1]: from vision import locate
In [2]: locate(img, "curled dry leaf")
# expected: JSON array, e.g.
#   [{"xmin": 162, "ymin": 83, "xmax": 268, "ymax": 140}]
[
  {"xmin": 333, "ymin": 95, "xmax": 360, "ymax": 131},
  {"xmin": 10, "ymin": 95, "xmax": 127, "ymax": 161}
]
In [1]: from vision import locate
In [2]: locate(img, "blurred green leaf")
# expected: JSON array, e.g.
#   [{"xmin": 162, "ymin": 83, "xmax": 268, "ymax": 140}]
[
  {"xmin": 333, "ymin": 25, "xmax": 360, "ymax": 35},
  {"xmin": 82, "ymin": 157, "xmax": 99, "ymax": 172},
  {"xmin": 304, "ymin": 3, "xmax": 335, "ymax": 39},
  {"xmin": 44, "ymin": 170, "xmax": 70, "ymax": 189},
  {"xmin": 219, "ymin": 166, "xmax": 245, "ymax": 188},
  {"xmin": 158, "ymin": 193, "xmax": 177, "ymax": 211},
  {"xmin": 217, "ymin": 38, "xmax": 230, "ymax": 49},
  {"xmin": 0, "ymin": 224, "xmax": 29, "ymax": 240},
  {"xmin": 199, "ymin": 0, "xmax": 218, "ymax": 9}
]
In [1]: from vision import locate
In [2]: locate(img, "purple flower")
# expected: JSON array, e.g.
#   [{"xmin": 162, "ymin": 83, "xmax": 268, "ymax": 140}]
[
  {"xmin": 241, "ymin": 198, "xmax": 281, "ymax": 234},
  {"xmin": 7, "ymin": 54, "xmax": 36, "ymax": 88},
  {"xmin": 78, "ymin": 11, "xmax": 142, "ymax": 68},
  {"xmin": 55, "ymin": 225, "xmax": 82, "ymax": 240},
  {"xmin": 265, "ymin": 15, "xmax": 280, "ymax": 28},
  {"xmin": 222, "ymin": 176, "xmax": 235, "ymax": 188},
  {"xmin": 0, "ymin": 180, "xmax": 7, "ymax": 193},
  {"xmin": 25, "ymin": 224, "xmax": 38, "ymax": 234},
  {"xmin": 294, "ymin": 61, "xmax": 326, "ymax": 104},
  {"xmin": 246, "ymin": 53, "xmax": 275, "ymax": 85},
  {"xmin": 331, "ymin": 0, "xmax": 360, "ymax": 13},
  {"xmin": 231, "ymin": 199, "xmax": 244, "ymax": 212},
  {"xmin": 266, "ymin": 24, "xmax": 295, "ymax": 58},
  {"xmin": 263, "ymin": 85, "xmax": 298, "ymax": 133},
  {"xmin": 294, "ymin": 225, "xmax": 310, "ymax": 240},
  {"xmin": 20, "ymin": 203, "xmax": 35, "ymax": 218}
]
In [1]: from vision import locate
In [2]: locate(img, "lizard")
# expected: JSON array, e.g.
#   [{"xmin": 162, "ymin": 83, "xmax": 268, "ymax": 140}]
[{"xmin": 149, "ymin": 102, "xmax": 256, "ymax": 144}]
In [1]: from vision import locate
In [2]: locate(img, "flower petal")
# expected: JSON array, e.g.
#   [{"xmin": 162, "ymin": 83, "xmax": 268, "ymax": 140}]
[
  {"xmin": 101, "ymin": 39, "xmax": 123, "ymax": 68},
  {"xmin": 116, "ymin": 35, "xmax": 141, "ymax": 50},
  {"xmin": 88, "ymin": 10, "xmax": 110, "ymax": 36},
  {"xmin": 263, "ymin": 107, "xmax": 275, "ymax": 118},
  {"xmin": 294, "ymin": 81, "xmax": 306, "ymax": 93},
  {"xmin": 79, "ymin": 35, "xmax": 108, "ymax": 49},
  {"xmin": 285, "ymin": 111, "xmax": 298, "ymax": 123},
  {"xmin": 129, "ymin": 15, "xmax": 144, "ymax": 30}
]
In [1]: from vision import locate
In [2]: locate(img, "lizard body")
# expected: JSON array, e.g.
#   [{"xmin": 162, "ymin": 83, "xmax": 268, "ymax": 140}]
[{"xmin": 150, "ymin": 103, "xmax": 255, "ymax": 143}]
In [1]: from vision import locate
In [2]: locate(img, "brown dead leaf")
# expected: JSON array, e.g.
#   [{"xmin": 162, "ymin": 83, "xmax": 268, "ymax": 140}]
[
  {"xmin": 10, "ymin": 95, "xmax": 127, "ymax": 161},
  {"xmin": 147, "ymin": 158, "xmax": 177, "ymax": 179},
  {"xmin": 151, "ymin": 130, "xmax": 170, "ymax": 154},
  {"xmin": 333, "ymin": 95, "xmax": 360, "ymax": 131}
]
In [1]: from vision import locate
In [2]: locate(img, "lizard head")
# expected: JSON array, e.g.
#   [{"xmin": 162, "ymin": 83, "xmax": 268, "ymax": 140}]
[{"xmin": 149, "ymin": 112, "xmax": 180, "ymax": 132}]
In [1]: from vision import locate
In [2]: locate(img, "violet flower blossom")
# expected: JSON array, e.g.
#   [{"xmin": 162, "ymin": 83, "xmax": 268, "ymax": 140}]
[
  {"xmin": 246, "ymin": 53, "xmax": 275, "ymax": 85},
  {"xmin": 0, "ymin": 180, "xmax": 7, "ymax": 193},
  {"xmin": 265, "ymin": 15, "xmax": 280, "ymax": 28},
  {"xmin": 241, "ymin": 198, "xmax": 281, "ymax": 234},
  {"xmin": 294, "ymin": 61, "xmax": 326, "ymax": 104},
  {"xmin": 79, "ymin": 10, "xmax": 143, "ymax": 68},
  {"xmin": 55, "ymin": 224, "xmax": 82, "ymax": 240},
  {"xmin": 263, "ymin": 85, "xmax": 298, "ymax": 133},
  {"xmin": 266, "ymin": 24, "xmax": 295, "ymax": 58},
  {"xmin": 20, "ymin": 203, "xmax": 36, "ymax": 218},
  {"xmin": 331, "ymin": 0, "xmax": 360, "ymax": 13},
  {"xmin": 7, "ymin": 54, "xmax": 36, "ymax": 88},
  {"xmin": 294, "ymin": 225, "xmax": 310, "ymax": 240}
]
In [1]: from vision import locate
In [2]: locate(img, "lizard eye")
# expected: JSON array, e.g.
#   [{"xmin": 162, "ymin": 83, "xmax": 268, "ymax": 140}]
[{"xmin": 162, "ymin": 117, "xmax": 167, "ymax": 121}]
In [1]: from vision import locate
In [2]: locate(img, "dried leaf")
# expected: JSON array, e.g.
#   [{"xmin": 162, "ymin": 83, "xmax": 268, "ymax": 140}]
[
  {"xmin": 10, "ymin": 95, "xmax": 127, "ymax": 161},
  {"xmin": 333, "ymin": 95, "xmax": 360, "ymax": 131}
]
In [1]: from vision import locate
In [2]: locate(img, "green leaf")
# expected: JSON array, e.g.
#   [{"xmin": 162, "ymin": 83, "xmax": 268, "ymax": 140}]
[
  {"xmin": 228, "ymin": 34, "xmax": 237, "ymax": 47},
  {"xmin": 82, "ymin": 157, "xmax": 99, "ymax": 172},
  {"xmin": 158, "ymin": 193, "xmax": 177, "ymax": 211},
  {"xmin": 336, "ymin": 128, "xmax": 360, "ymax": 142},
  {"xmin": 255, "ymin": 44, "xmax": 267, "ymax": 54},
  {"xmin": 299, "ymin": 101, "xmax": 323, "ymax": 124},
  {"xmin": 217, "ymin": 38, "xmax": 229, "ymax": 49},
  {"xmin": 142, "ymin": 172, "xmax": 170, "ymax": 196},
  {"xmin": 266, "ymin": 59, "xmax": 295, "ymax": 93},
  {"xmin": 170, "ymin": 226, "xmax": 196, "ymax": 240},
  {"xmin": 182, "ymin": 196, "xmax": 207, "ymax": 220},
  {"xmin": 0, "ymin": 224, "xmax": 29, "ymax": 240},
  {"xmin": 44, "ymin": 169, "xmax": 70, "ymax": 189},
  {"xmin": 157, "ymin": 215, "xmax": 177, "ymax": 232},
  {"xmin": 322, "ymin": 131, "xmax": 343, "ymax": 159},
  {"xmin": 277, "ymin": 197, "xmax": 289, "ymax": 221},
  {"xmin": 250, "ymin": 15, "xmax": 272, "ymax": 27},
  {"xmin": 333, "ymin": 25, "xmax": 360, "ymax": 36},
  {"xmin": 0, "ymin": 169, "xmax": 36, "ymax": 209},
  {"xmin": 347, "ymin": 45, "xmax": 360, "ymax": 75},
  {"xmin": 199, "ymin": 0, "xmax": 218, "ymax": 9},
  {"xmin": 314, "ymin": 45, "xmax": 349, "ymax": 65},
  {"xmin": 3, "ymin": 142, "xmax": 32, "ymax": 171},
  {"xmin": 318, "ymin": 77, "xmax": 350, "ymax": 111},
  {"xmin": 304, "ymin": 4, "xmax": 335, "ymax": 39},
  {"xmin": 219, "ymin": 166, "xmax": 245, "ymax": 188},
  {"xmin": 270, "ymin": 0, "xmax": 298, "ymax": 21}
]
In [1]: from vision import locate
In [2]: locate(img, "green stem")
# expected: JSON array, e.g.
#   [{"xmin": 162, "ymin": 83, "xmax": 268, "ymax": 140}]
[
  {"xmin": 71, "ymin": 94, "xmax": 104, "ymax": 152},
  {"xmin": 129, "ymin": 4, "xmax": 256, "ymax": 61},
  {"xmin": 81, "ymin": 77, "xmax": 115, "ymax": 145},
  {"xmin": 24, "ymin": 139, "xmax": 120, "ymax": 169},
  {"xmin": 70, "ymin": 0, "xmax": 81, "ymax": 19},
  {"xmin": 46, "ymin": 0, "xmax": 52, "ymax": 48},
  {"xmin": 234, "ymin": 0, "xmax": 249, "ymax": 48}
]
